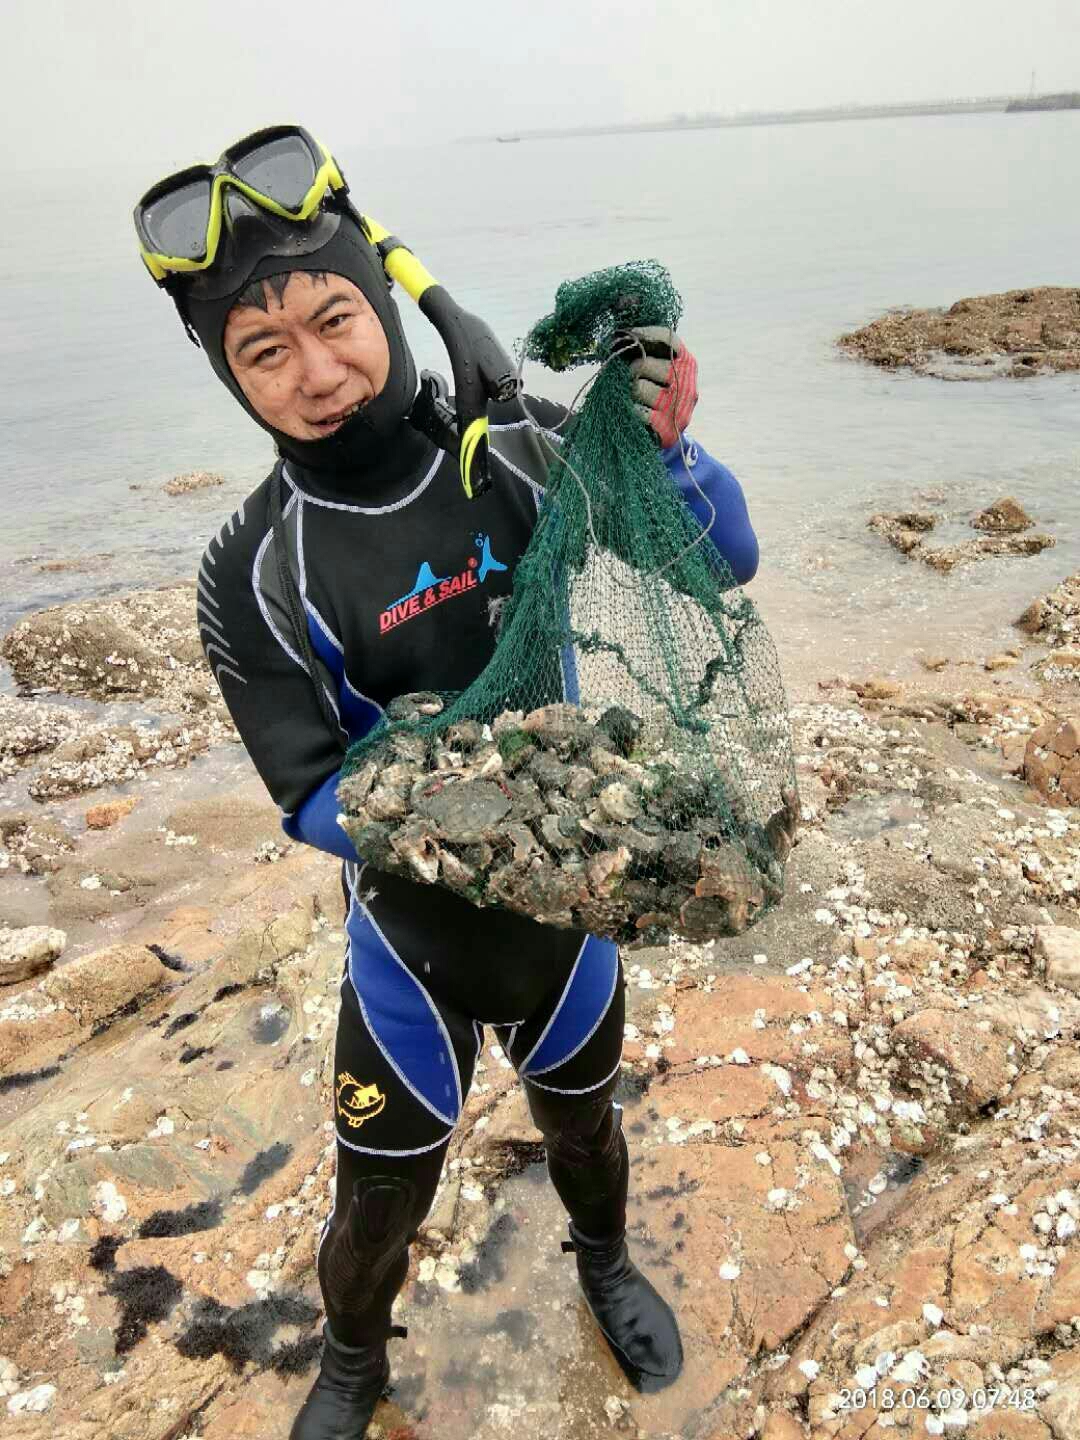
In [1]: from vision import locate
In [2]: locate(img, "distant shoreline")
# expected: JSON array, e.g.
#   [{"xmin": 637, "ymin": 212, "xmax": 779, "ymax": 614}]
[{"xmin": 482, "ymin": 92, "xmax": 1080, "ymax": 145}]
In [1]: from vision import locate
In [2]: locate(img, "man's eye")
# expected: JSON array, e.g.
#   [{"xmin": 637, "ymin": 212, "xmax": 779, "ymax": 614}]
[
  {"xmin": 255, "ymin": 346, "xmax": 283, "ymax": 365},
  {"xmin": 323, "ymin": 312, "xmax": 350, "ymax": 331}
]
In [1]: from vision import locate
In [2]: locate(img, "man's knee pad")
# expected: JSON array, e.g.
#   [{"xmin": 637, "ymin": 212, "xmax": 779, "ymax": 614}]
[
  {"xmin": 532, "ymin": 1089, "xmax": 624, "ymax": 1168},
  {"xmin": 319, "ymin": 1173, "xmax": 416, "ymax": 1318},
  {"xmin": 527, "ymin": 1080, "xmax": 618, "ymax": 1146}
]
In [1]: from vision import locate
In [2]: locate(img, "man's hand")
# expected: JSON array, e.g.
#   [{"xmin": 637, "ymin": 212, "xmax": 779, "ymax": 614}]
[{"xmin": 624, "ymin": 326, "xmax": 699, "ymax": 448}]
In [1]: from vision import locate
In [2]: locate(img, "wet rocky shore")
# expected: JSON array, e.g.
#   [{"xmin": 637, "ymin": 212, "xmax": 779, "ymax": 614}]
[
  {"xmin": 1, "ymin": 558, "xmax": 1080, "ymax": 1439},
  {"xmin": 839, "ymin": 287, "xmax": 1080, "ymax": 380}
]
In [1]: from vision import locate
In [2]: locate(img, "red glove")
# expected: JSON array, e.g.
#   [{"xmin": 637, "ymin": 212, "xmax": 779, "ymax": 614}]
[{"xmin": 627, "ymin": 326, "xmax": 699, "ymax": 447}]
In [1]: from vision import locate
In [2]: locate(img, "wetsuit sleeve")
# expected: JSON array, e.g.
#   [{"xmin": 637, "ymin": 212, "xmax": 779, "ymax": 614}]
[
  {"xmin": 197, "ymin": 486, "xmax": 350, "ymax": 827},
  {"xmin": 660, "ymin": 438, "xmax": 759, "ymax": 585},
  {"xmin": 281, "ymin": 769, "xmax": 358, "ymax": 861}
]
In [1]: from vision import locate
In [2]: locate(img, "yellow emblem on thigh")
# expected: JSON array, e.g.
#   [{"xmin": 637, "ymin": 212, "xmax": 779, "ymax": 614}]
[{"xmin": 335, "ymin": 1071, "xmax": 387, "ymax": 1128}]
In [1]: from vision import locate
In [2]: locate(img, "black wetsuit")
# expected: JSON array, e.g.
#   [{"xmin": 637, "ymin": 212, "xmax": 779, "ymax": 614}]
[{"xmin": 198, "ymin": 394, "xmax": 758, "ymax": 1343}]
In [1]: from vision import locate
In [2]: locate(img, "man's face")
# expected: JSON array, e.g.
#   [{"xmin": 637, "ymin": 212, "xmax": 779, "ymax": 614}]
[{"xmin": 223, "ymin": 272, "xmax": 391, "ymax": 440}]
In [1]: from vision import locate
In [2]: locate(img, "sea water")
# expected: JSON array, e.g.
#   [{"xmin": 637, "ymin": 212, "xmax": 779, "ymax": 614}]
[{"xmin": 3, "ymin": 112, "xmax": 1079, "ymax": 685}]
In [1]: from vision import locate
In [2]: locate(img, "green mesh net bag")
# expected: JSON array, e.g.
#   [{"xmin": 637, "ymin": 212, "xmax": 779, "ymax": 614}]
[{"xmin": 338, "ymin": 260, "xmax": 797, "ymax": 942}]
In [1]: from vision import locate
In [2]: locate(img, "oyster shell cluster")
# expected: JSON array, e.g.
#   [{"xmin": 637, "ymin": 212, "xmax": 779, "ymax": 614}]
[{"xmin": 337, "ymin": 696, "xmax": 798, "ymax": 943}]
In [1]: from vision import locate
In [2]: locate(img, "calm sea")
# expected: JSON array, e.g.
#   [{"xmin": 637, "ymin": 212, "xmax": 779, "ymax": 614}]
[{"xmin": 3, "ymin": 113, "xmax": 1079, "ymax": 687}]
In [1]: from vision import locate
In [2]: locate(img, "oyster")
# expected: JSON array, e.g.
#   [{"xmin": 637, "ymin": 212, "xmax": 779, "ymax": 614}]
[{"xmin": 337, "ymin": 699, "xmax": 789, "ymax": 942}]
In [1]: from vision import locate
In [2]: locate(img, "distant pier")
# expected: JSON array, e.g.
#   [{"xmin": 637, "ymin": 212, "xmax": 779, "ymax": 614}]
[{"xmin": 482, "ymin": 92, "xmax": 1079, "ymax": 145}]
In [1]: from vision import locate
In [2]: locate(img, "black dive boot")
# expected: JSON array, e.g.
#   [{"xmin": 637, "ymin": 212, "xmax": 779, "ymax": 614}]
[
  {"xmin": 289, "ymin": 1322, "xmax": 406, "ymax": 1439},
  {"xmin": 562, "ymin": 1224, "xmax": 683, "ymax": 1393}
]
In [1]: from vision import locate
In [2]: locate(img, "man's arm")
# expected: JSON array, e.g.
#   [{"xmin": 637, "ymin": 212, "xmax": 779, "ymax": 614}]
[
  {"xmin": 660, "ymin": 439, "xmax": 760, "ymax": 585},
  {"xmin": 280, "ymin": 768, "xmax": 356, "ymax": 861},
  {"xmin": 198, "ymin": 483, "xmax": 359, "ymax": 862}
]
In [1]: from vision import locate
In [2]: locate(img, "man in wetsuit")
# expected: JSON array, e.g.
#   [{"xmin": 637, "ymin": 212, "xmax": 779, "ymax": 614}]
[{"xmin": 137, "ymin": 128, "xmax": 759, "ymax": 1439}]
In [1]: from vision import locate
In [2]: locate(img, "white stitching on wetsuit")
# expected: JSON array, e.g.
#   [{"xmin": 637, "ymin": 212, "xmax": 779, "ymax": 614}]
[
  {"xmin": 300, "ymin": 571, "xmax": 384, "ymax": 715},
  {"xmin": 282, "ymin": 450, "xmax": 443, "ymax": 515},
  {"xmin": 252, "ymin": 489, "xmax": 308, "ymax": 672},
  {"xmin": 287, "ymin": 503, "xmax": 350, "ymax": 739},
  {"xmin": 344, "ymin": 875, "xmax": 463, "ymax": 1126},
  {"xmin": 336, "ymin": 1127, "xmax": 452, "ymax": 1158},
  {"xmin": 524, "ymin": 1054, "xmax": 622, "ymax": 1096},
  {"xmin": 488, "ymin": 420, "xmax": 563, "ymax": 444},
  {"xmin": 525, "ymin": 946, "xmax": 619, "ymax": 1077},
  {"xmin": 316, "ymin": 1205, "xmax": 334, "ymax": 1269},
  {"xmin": 491, "ymin": 447, "xmax": 545, "ymax": 506},
  {"xmin": 518, "ymin": 936, "xmax": 588, "ymax": 1074}
]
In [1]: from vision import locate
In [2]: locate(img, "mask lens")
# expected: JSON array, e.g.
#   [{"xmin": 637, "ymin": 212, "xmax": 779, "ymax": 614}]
[
  {"xmin": 142, "ymin": 177, "xmax": 213, "ymax": 259},
  {"xmin": 232, "ymin": 134, "xmax": 319, "ymax": 211}
]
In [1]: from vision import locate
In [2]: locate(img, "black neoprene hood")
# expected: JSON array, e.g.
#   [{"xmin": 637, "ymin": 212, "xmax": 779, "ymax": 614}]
[{"xmin": 180, "ymin": 195, "xmax": 418, "ymax": 475}]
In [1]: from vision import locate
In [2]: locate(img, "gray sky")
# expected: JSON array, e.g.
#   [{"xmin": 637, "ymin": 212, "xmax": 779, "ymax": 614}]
[{"xmin": 4, "ymin": 0, "xmax": 1079, "ymax": 174}]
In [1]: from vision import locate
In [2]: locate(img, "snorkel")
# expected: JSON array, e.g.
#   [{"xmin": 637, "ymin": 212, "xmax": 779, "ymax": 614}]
[{"xmin": 359, "ymin": 216, "xmax": 519, "ymax": 499}]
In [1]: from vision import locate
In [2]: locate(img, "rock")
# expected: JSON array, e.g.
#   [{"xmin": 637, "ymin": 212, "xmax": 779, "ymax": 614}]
[
  {"xmin": 0, "ymin": 695, "xmax": 75, "ymax": 778},
  {"xmin": 0, "ymin": 925, "xmax": 65, "ymax": 985},
  {"xmin": 984, "ymin": 653, "xmax": 1018, "ymax": 671},
  {"xmin": 851, "ymin": 677, "xmax": 901, "ymax": 700},
  {"xmin": 892, "ymin": 1009, "xmax": 1013, "ymax": 1112},
  {"xmin": 1035, "ymin": 925, "xmax": 1080, "ymax": 994},
  {"xmin": 839, "ymin": 286, "xmax": 1080, "ymax": 378},
  {"xmin": 869, "ymin": 511, "xmax": 938, "ymax": 556},
  {"xmin": 85, "ymin": 796, "xmax": 139, "ymax": 829},
  {"xmin": 1017, "ymin": 570, "xmax": 1080, "ymax": 644},
  {"xmin": 972, "ymin": 497, "xmax": 1033, "ymax": 534},
  {"xmin": 41, "ymin": 942, "xmax": 171, "ymax": 1026},
  {"xmin": 919, "ymin": 654, "xmax": 949, "ymax": 672},
  {"xmin": 1042, "ymin": 1375, "xmax": 1080, "ymax": 1439},
  {"xmin": 163, "ymin": 470, "xmax": 225, "ymax": 496},
  {"xmin": 920, "ymin": 533, "xmax": 1055, "ymax": 573},
  {"xmin": 1024, "ymin": 718, "xmax": 1080, "ymax": 805},
  {"xmin": 636, "ymin": 1127, "xmax": 854, "ymax": 1357},
  {"xmin": 0, "ymin": 584, "xmax": 222, "ymax": 718},
  {"xmin": 673, "ymin": 974, "xmax": 853, "ymax": 1077},
  {"xmin": 474, "ymin": 1087, "xmax": 542, "ymax": 1149},
  {"xmin": 760, "ymin": 1417, "xmax": 806, "ymax": 1440}
]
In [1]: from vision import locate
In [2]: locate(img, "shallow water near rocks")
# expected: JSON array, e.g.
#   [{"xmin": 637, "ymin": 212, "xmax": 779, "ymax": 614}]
[{"xmin": 382, "ymin": 1157, "xmax": 710, "ymax": 1440}]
